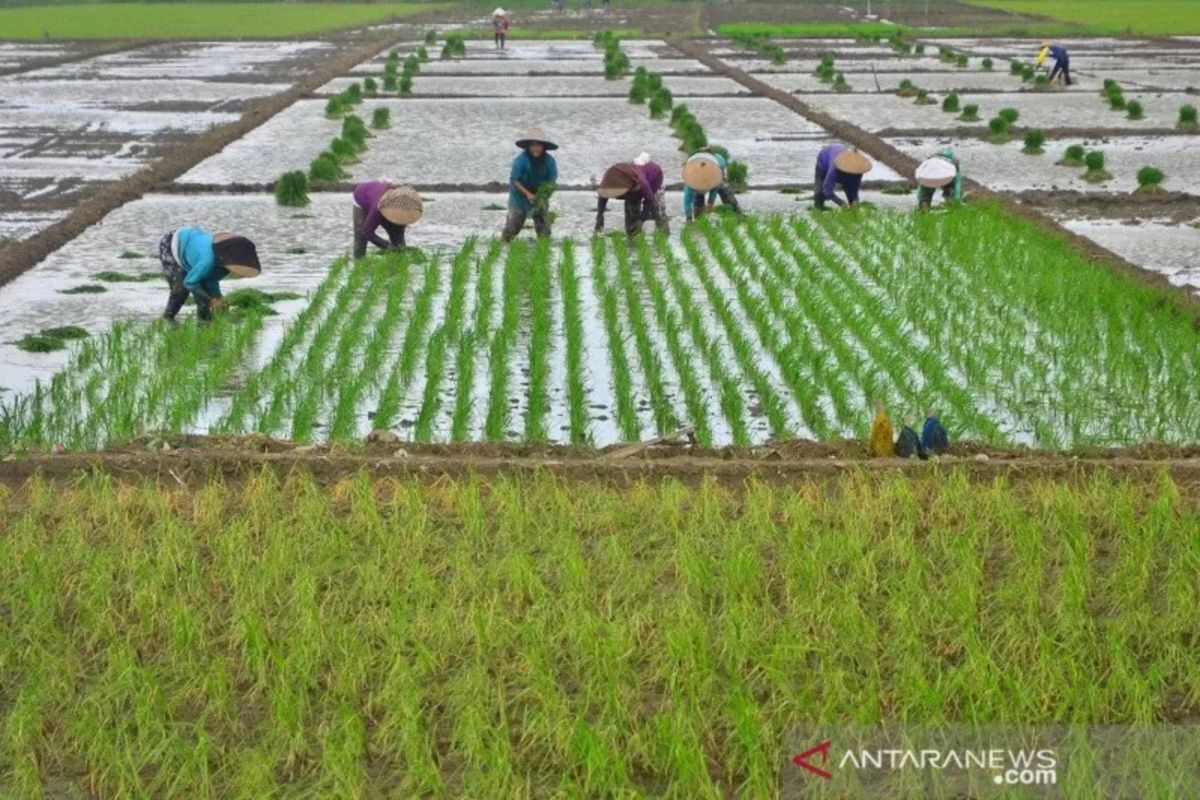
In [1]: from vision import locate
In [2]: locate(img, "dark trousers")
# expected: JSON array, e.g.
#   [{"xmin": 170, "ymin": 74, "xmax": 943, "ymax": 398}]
[
  {"xmin": 1048, "ymin": 59, "xmax": 1071, "ymax": 85},
  {"xmin": 501, "ymin": 204, "xmax": 551, "ymax": 242},
  {"xmin": 917, "ymin": 185, "xmax": 953, "ymax": 208},
  {"xmin": 353, "ymin": 205, "xmax": 405, "ymax": 258},
  {"xmin": 159, "ymin": 231, "xmax": 212, "ymax": 321},
  {"xmin": 690, "ymin": 185, "xmax": 741, "ymax": 219},
  {"xmin": 813, "ymin": 167, "xmax": 860, "ymax": 208},
  {"xmin": 494, "ymin": 33, "xmax": 506, "ymax": 48}
]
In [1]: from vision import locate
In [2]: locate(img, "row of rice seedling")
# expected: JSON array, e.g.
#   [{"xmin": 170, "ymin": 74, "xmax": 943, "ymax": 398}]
[
  {"xmin": 594, "ymin": 30, "xmax": 629, "ymax": 79},
  {"xmin": 814, "ymin": 54, "xmax": 849, "ymax": 92},
  {"xmin": 3, "ymin": 469, "xmax": 1195, "ymax": 797},
  {"xmin": 731, "ymin": 32, "xmax": 785, "ymax": 64}
]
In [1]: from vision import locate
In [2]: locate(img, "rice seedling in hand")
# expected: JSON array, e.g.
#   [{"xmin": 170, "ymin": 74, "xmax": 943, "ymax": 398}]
[
  {"xmin": 942, "ymin": 93, "xmax": 960, "ymax": 113},
  {"xmin": 1178, "ymin": 104, "xmax": 1198, "ymax": 130},
  {"xmin": 987, "ymin": 116, "xmax": 1011, "ymax": 143},
  {"xmin": 1083, "ymin": 150, "xmax": 1112, "ymax": 182},
  {"xmin": 958, "ymin": 103, "xmax": 980, "ymax": 121},
  {"xmin": 1057, "ymin": 143, "xmax": 1086, "ymax": 167},
  {"xmin": 1022, "ymin": 129, "xmax": 1046, "ymax": 155},
  {"xmin": 274, "ymin": 170, "xmax": 309, "ymax": 206},
  {"xmin": 1125, "ymin": 100, "xmax": 1144, "ymax": 120},
  {"xmin": 309, "ymin": 151, "xmax": 346, "ymax": 181},
  {"xmin": 1136, "ymin": 166, "xmax": 1165, "ymax": 193},
  {"xmin": 371, "ymin": 107, "xmax": 390, "ymax": 129}
]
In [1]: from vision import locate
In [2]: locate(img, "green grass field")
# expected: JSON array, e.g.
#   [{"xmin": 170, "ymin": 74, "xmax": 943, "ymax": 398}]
[
  {"xmin": 0, "ymin": 2, "xmax": 441, "ymax": 40},
  {"xmin": 1, "ymin": 469, "xmax": 1197, "ymax": 796},
  {"xmin": 963, "ymin": 0, "xmax": 1200, "ymax": 36},
  {"xmin": 717, "ymin": 21, "xmax": 914, "ymax": 38}
]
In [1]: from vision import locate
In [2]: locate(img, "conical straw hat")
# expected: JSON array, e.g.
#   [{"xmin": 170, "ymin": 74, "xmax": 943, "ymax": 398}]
[
  {"xmin": 833, "ymin": 148, "xmax": 872, "ymax": 175},
  {"xmin": 515, "ymin": 127, "xmax": 558, "ymax": 150},
  {"xmin": 379, "ymin": 186, "xmax": 423, "ymax": 225},
  {"xmin": 682, "ymin": 152, "xmax": 723, "ymax": 192},
  {"xmin": 598, "ymin": 164, "xmax": 637, "ymax": 198},
  {"xmin": 212, "ymin": 232, "xmax": 261, "ymax": 277},
  {"xmin": 494, "ymin": 7, "xmax": 506, "ymax": 16},
  {"xmin": 915, "ymin": 156, "xmax": 957, "ymax": 188}
]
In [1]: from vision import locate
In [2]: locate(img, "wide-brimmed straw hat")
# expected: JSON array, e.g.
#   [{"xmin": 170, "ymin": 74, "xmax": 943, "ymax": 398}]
[
  {"xmin": 516, "ymin": 127, "xmax": 558, "ymax": 150},
  {"xmin": 833, "ymin": 148, "xmax": 872, "ymax": 175},
  {"xmin": 493, "ymin": 7, "xmax": 506, "ymax": 15},
  {"xmin": 597, "ymin": 164, "xmax": 637, "ymax": 199},
  {"xmin": 682, "ymin": 152, "xmax": 723, "ymax": 192},
  {"xmin": 212, "ymin": 233, "xmax": 261, "ymax": 277},
  {"xmin": 379, "ymin": 186, "xmax": 423, "ymax": 225},
  {"xmin": 915, "ymin": 155, "xmax": 957, "ymax": 188}
]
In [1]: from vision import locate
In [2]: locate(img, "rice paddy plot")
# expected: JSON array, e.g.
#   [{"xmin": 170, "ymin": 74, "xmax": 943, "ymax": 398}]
[{"xmin": 3, "ymin": 206, "xmax": 1200, "ymax": 450}]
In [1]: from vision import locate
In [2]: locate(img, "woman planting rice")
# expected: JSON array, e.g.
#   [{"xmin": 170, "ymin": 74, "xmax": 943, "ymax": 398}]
[
  {"xmin": 915, "ymin": 148, "xmax": 963, "ymax": 210},
  {"xmin": 502, "ymin": 127, "xmax": 558, "ymax": 243},
  {"xmin": 594, "ymin": 153, "xmax": 669, "ymax": 237},
  {"xmin": 158, "ymin": 228, "xmax": 260, "ymax": 323},
  {"xmin": 351, "ymin": 179, "xmax": 423, "ymax": 258},
  {"xmin": 681, "ymin": 147, "xmax": 742, "ymax": 222},
  {"xmin": 1036, "ymin": 40, "xmax": 1071, "ymax": 86},
  {"xmin": 813, "ymin": 144, "xmax": 872, "ymax": 209},
  {"xmin": 492, "ymin": 8, "xmax": 509, "ymax": 50}
]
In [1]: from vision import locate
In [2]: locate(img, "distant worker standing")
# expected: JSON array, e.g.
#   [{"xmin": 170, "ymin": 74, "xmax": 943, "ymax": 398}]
[
  {"xmin": 813, "ymin": 144, "xmax": 872, "ymax": 210},
  {"xmin": 351, "ymin": 179, "xmax": 423, "ymax": 258},
  {"xmin": 502, "ymin": 127, "xmax": 558, "ymax": 243},
  {"xmin": 681, "ymin": 148, "xmax": 742, "ymax": 222},
  {"xmin": 914, "ymin": 148, "xmax": 963, "ymax": 211},
  {"xmin": 158, "ymin": 227, "xmax": 261, "ymax": 322},
  {"xmin": 595, "ymin": 153, "xmax": 670, "ymax": 237},
  {"xmin": 492, "ymin": 8, "xmax": 510, "ymax": 50},
  {"xmin": 1036, "ymin": 40, "xmax": 1071, "ymax": 85}
]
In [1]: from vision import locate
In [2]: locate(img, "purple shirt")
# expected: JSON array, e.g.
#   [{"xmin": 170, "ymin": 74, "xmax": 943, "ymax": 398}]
[
  {"xmin": 353, "ymin": 180, "xmax": 393, "ymax": 248},
  {"xmin": 816, "ymin": 145, "xmax": 847, "ymax": 199}
]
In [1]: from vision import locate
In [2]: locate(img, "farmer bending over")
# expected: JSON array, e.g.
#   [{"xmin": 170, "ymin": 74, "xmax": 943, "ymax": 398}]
[
  {"xmin": 1036, "ymin": 40, "xmax": 1071, "ymax": 85},
  {"xmin": 682, "ymin": 148, "xmax": 742, "ymax": 222},
  {"xmin": 915, "ymin": 148, "xmax": 963, "ymax": 211},
  {"xmin": 352, "ymin": 179, "xmax": 422, "ymax": 258},
  {"xmin": 813, "ymin": 144, "xmax": 871, "ymax": 209},
  {"xmin": 502, "ymin": 127, "xmax": 558, "ymax": 243},
  {"xmin": 595, "ymin": 153, "xmax": 669, "ymax": 237},
  {"xmin": 159, "ymin": 227, "xmax": 260, "ymax": 322}
]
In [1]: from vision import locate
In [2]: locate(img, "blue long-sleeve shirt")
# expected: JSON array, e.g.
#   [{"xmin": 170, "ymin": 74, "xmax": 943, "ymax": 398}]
[
  {"xmin": 815, "ymin": 144, "xmax": 863, "ymax": 205},
  {"xmin": 176, "ymin": 226, "xmax": 225, "ymax": 300},
  {"xmin": 508, "ymin": 150, "xmax": 558, "ymax": 213},
  {"xmin": 682, "ymin": 152, "xmax": 727, "ymax": 217},
  {"xmin": 1048, "ymin": 44, "xmax": 1068, "ymax": 64}
]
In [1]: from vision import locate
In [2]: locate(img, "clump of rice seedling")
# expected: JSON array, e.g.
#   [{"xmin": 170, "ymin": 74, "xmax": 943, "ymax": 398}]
[
  {"xmin": 981, "ymin": 57, "xmax": 993, "ymax": 70},
  {"xmin": 1057, "ymin": 143, "xmax": 1086, "ymax": 167},
  {"xmin": 1022, "ymin": 129, "xmax": 1046, "ymax": 155},
  {"xmin": 344, "ymin": 82, "xmax": 362, "ymax": 104},
  {"xmin": 371, "ymin": 107, "xmax": 390, "ymax": 129},
  {"xmin": 1136, "ymin": 166, "xmax": 1165, "ymax": 192},
  {"xmin": 913, "ymin": 43, "xmax": 924, "ymax": 54},
  {"xmin": 341, "ymin": 115, "xmax": 369, "ymax": 152},
  {"xmin": 309, "ymin": 151, "xmax": 346, "ymax": 181},
  {"xmin": 1101, "ymin": 78, "xmax": 1116, "ymax": 94},
  {"xmin": 958, "ymin": 103, "xmax": 980, "ymax": 121},
  {"xmin": 1125, "ymin": 100, "xmax": 1144, "ymax": 120},
  {"xmin": 1107, "ymin": 87, "xmax": 1126, "ymax": 110},
  {"xmin": 648, "ymin": 87, "xmax": 672, "ymax": 118},
  {"xmin": 440, "ymin": 32, "xmax": 466, "ymax": 60},
  {"xmin": 815, "ymin": 54, "xmax": 835, "ymax": 82},
  {"xmin": 58, "ymin": 284, "xmax": 107, "ymax": 295},
  {"xmin": 939, "ymin": 46, "xmax": 955, "ymax": 63},
  {"xmin": 329, "ymin": 136, "xmax": 358, "ymax": 164},
  {"xmin": 896, "ymin": 78, "xmax": 918, "ymax": 97},
  {"xmin": 987, "ymin": 116, "xmax": 1011, "ymax": 143},
  {"xmin": 602, "ymin": 39, "xmax": 629, "ymax": 79},
  {"xmin": 16, "ymin": 325, "xmax": 89, "ymax": 353},
  {"xmin": 404, "ymin": 54, "xmax": 420, "ymax": 74},
  {"xmin": 955, "ymin": 53, "xmax": 968, "ymax": 68},
  {"xmin": 94, "ymin": 270, "xmax": 158, "ymax": 282},
  {"xmin": 726, "ymin": 159, "xmax": 748, "ymax": 189},
  {"xmin": 941, "ymin": 93, "xmax": 960, "ymax": 113},
  {"xmin": 417, "ymin": 46, "xmax": 429, "ymax": 62},
  {"xmin": 324, "ymin": 96, "xmax": 347, "ymax": 118},
  {"xmin": 399, "ymin": 72, "xmax": 413, "ymax": 95},
  {"xmin": 1032, "ymin": 75, "xmax": 1051, "ymax": 90},
  {"xmin": 274, "ymin": 170, "xmax": 309, "ymax": 206},
  {"xmin": 1009, "ymin": 59, "xmax": 1023, "ymax": 75},
  {"xmin": 1178, "ymin": 104, "xmax": 1198, "ymax": 130},
  {"xmin": 363, "ymin": 76, "xmax": 377, "ymax": 95},
  {"xmin": 832, "ymin": 72, "xmax": 850, "ymax": 92},
  {"xmin": 1083, "ymin": 150, "xmax": 1112, "ymax": 182},
  {"xmin": 118, "ymin": 250, "xmax": 144, "ymax": 259},
  {"xmin": 914, "ymin": 89, "xmax": 936, "ymax": 105},
  {"xmin": 424, "ymin": 28, "xmax": 437, "ymax": 44},
  {"xmin": 998, "ymin": 107, "xmax": 1019, "ymax": 124},
  {"xmin": 647, "ymin": 73, "xmax": 663, "ymax": 92},
  {"xmin": 629, "ymin": 68, "xmax": 648, "ymax": 103}
]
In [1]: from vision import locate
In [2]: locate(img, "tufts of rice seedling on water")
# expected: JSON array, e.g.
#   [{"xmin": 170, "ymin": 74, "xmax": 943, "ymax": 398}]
[
  {"xmin": 1178, "ymin": 104, "xmax": 1198, "ymax": 130},
  {"xmin": 958, "ymin": 103, "xmax": 980, "ymax": 122},
  {"xmin": 1083, "ymin": 149, "xmax": 1112, "ymax": 182},
  {"xmin": 370, "ymin": 107, "xmax": 390, "ymax": 129},
  {"xmin": 1136, "ymin": 166, "xmax": 1165, "ymax": 192},
  {"xmin": 0, "ymin": 469, "xmax": 1196, "ymax": 796},
  {"xmin": 987, "ymin": 116, "xmax": 1011, "ymax": 143},
  {"xmin": 1057, "ymin": 143, "xmax": 1086, "ymax": 167},
  {"xmin": 309, "ymin": 151, "xmax": 346, "ymax": 182},
  {"xmin": 362, "ymin": 76, "xmax": 377, "ymax": 95},
  {"xmin": 1125, "ymin": 99, "xmax": 1144, "ymax": 120},
  {"xmin": 58, "ymin": 284, "xmax": 107, "ymax": 295},
  {"xmin": 1022, "ymin": 128, "xmax": 1046, "ymax": 155},
  {"xmin": 273, "ymin": 170, "xmax": 309, "ymax": 207},
  {"xmin": 981, "ymin": 56, "xmax": 993, "ymax": 70},
  {"xmin": 483, "ymin": 241, "xmax": 526, "ymax": 440},
  {"xmin": 896, "ymin": 78, "xmax": 918, "ymax": 97},
  {"xmin": 557, "ymin": 240, "xmax": 589, "ymax": 444},
  {"xmin": 941, "ymin": 92, "xmax": 960, "ymax": 113},
  {"xmin": 998, "ymin": 107, "xmax": 1019, "ymax": 124}
]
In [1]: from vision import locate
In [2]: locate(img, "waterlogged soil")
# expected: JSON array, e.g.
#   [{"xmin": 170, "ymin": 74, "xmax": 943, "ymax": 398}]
[
  {"xmin": 1056, "ymin": 219, "xmax": 1200, "ymax": 291},
  {"xmin": 31, "ymin": 40, "xmax": 339, "ymax": 82},
  {"xmin": 321, "ymin": 74, "xmax": 750, "ymax": 98}
]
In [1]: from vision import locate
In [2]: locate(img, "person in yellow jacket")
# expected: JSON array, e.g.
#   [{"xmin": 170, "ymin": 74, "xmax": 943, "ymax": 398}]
[{"xmin": 1036, "ymin": 41, "xmax": 1071, "ymax": 85}]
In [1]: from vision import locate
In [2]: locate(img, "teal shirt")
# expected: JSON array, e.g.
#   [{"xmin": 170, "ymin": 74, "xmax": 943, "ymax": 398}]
[
  {"xmin": 176, "ymin": 226, "xmax": 226, "ymax": 299},
  {"xmin": 508, "ymin": 150, "xmax": 558, "ymax": 213},
  {"xmin": 682, "ymin": 152, "xmax": 728, "ymax": 216},
  {"xmin": 937, "ymin": 148, "xmax": 963, "ymax": 202}
]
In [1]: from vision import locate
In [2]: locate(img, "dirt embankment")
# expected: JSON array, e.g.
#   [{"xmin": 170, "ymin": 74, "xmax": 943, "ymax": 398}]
[
  {"xmin": 5, "ymin": 435, "xmax": 1200, "ymax": 489},
  {"xmin": 670, "ymin": 38, "xmax": 1200, "ymax": 321},
  {"xmin": 0, "ymin": 36, "xmax": 396, "ymax": 291},
  {"xmin": 1017, "ymin": 190, "xmax": 1200, "ymax": 224}
]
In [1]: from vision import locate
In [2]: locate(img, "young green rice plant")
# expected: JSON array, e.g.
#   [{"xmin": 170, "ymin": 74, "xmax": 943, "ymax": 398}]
[
  {"xmin": 371, "ymin": 107, "xmax": 390, "ymax": 129},
  {"xmin": 1057, "ymin": 143, "xmax": 1086, "ymax": 167},
  {"xmin": 273, "ymin": 170, "xmax": 309, "ymax": 207},
  {"xmin": 523, "ymin": 239, "xmax": 554, "ymax": 441},
  {"xmin": 440, "ymin": 32, "xmax": 466, "ymax": 60},
  {"xmin": 998, "ymin": 107, "xmax": 1019, "ymax": 124},
  {"xmin": 896, "ymin": 78, "xmax": 918, "ymax": 98},
  {"xmin": 1021, "ymin": 128, "xmax": 1046, "ymax": 155},
  {"xmin": 955, "ymin": 53, "xmax": 968, "ymax": 68},
  {"xmin": 58, "ymin": 284, "xmax": 107, "ymax": 295},
  {"xmin": 341, "ymin": 114, "xmax": 369, "ymax": 151},
  {"xmin": 1009, "ymin": 59, "xmax": 1023, "ymax": 75},
  {"xmin": 941, "ymin": 92, "xmax": 960, "ymax": 113},
  {"xmin": 413, "ymin": 240, "xmax": 476, "ymax": 442},
  {"xmin": 981, "ymin": 57, "xmax": 993, "ymax": 70},
  {"xmin": 15, "ymin": 326, "xmax": 89, "ymax": 354},
  {"xmin": 399, "ymin": 72, "xmax": 413, "ymax": 95},
  {"xmin": 1107, "ymin": 88, "xmax": 1126, "ymax": 110},
  {"xmin": 914, "ymin": 89, "xmax": 935, "ymax": 105},
  {"xmin": 1020, "ymin": 64, "xmax": 1035, "ymax": 81},
  {"xmin": 324, "ymin": 96, "xmax": 348, "ymax": 118},
  {"xmin": 648, "ymin": 87, "xmax": 672, "ymax": 119},
  {"xmin": 958, "ymin": 103, "xmax": 980, "ymax": 121},
  {"xmin": 628, "ymin": 68, "xmax": 648, "ymax": 104},
  {"xmin": 832, "ymin": 72, "xmax": 850, "ymax": 92},
  {"xmin": 309, "ymin": 151, "xmax": 346, "ymax": 182},
  {"xmin": 589, "ymin": 236, "xmax": 639, "ymax": 441},
  {"xmin": 382, "ymin": 73, "xmax": 397, "ymax": 92},
  {"xmin": 1178, "ymin": 104, "xmax": 1198, "ymax": 130},
  {"xmin": 1032, "ymin": 74, "xmax": 1051, "ymax": 90},
  {"xmin": 417, "ymin": 46, "xmax": 429, "ymax": 62},
  {"xmin": 404, "ymin": 54, "xmax": 420, "ymax": 74},
  {"xmin": 647, "ymin": 72, "xmax": 663, "ymax": 92},
  {"xmin": 329, "ymin": 136, "xmax": 358, "ymax": 164},
  {"xmin": 1136, "ymin": 166, "xmax": 1165, "ymax": 193},
  {"xmin": 370, "ymin": 255, "xmax": 443, "ymax": 434},
  {"xmin": 424, "ymin": 28, "xmax": 437, "ymax": 44},
  {"xmin": 726, "ymin": 159, "xmax": 748, "ymax": 189},
  {"xmin": 482, "ymin": 243, "xmax": 526, "ymax": 440},
  {"xmin": 344, "ymin": 82, "xmax": 363, "ymax": 105},
  {"xmin": 1125, "ymin": 100, "xmax": 1144, "ymax": 120},
  {"xmin": 363, "ymin": 76, "xmax": 377, "ymax": 95},
  {"xmin": 938, "ymin": 45, "xmax": 955, "ymax": 63},
  {"xmin": 1083, "ymin": 149, "xmax": 1112, "ymax": 182},
  {"xmin": 815, "ymin": 62, "xmax": 835, "ymax": 83},
  {"xmin": 913, "ymin": 43, "xmax": 924, "ymax": 54},
  {"xmin": 449, "ymin": 241, "xmax": 502, "ymax": 441},
  {"xmin": 93, "ymin": 270, "xmax": 158, "ymax": 282},
  {"xmin": 556, "ymin": 240, "xmax": 589, "ymax": 444},
  {"xmin": 987, "ymin": 116, "xmax": 1010, "ymax": 143}
]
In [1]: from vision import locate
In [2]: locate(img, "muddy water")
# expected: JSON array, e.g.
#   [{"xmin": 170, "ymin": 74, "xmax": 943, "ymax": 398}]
[
  {"xmin": 1058, "ymin": 219, "xmax": 1200, "ymax": 292},
  {"xmin": 31, "ymin": 41, "xmax": 337, "ymax": 81}
]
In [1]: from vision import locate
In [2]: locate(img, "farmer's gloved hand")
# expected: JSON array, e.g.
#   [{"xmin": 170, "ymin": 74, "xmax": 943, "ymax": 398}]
[{"xmin": 210, "ymin": 298, "xmax": 228, "ymax": 314}]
